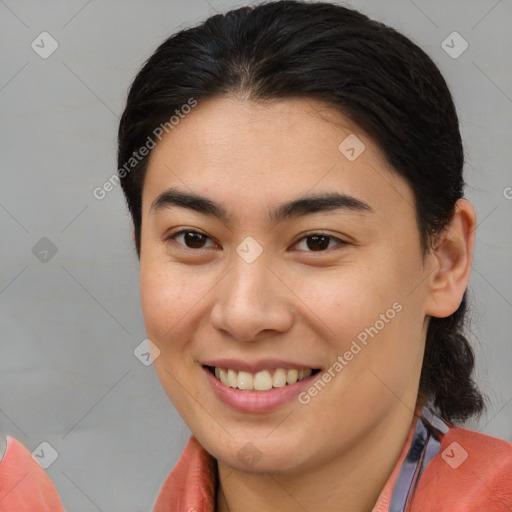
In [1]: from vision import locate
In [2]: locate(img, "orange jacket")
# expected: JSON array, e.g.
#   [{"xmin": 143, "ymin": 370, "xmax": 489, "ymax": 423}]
[
  {"xmin": 0, "ymin": 436, "xmax": 64, "ymax": 512},
  {"xmin": 2, "ymin": 410, "xmax": 511, "ymax": 511},
  {"xmin": 153, "ymin": 409, "xmax": 512, "ymax": 511}
]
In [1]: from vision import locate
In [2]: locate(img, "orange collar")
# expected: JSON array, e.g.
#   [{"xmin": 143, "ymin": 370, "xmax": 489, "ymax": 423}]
[
  {"xmin": 154, "ymin": 408, "xmax": 420, "ymax": 512},
  {"xmin": 153, "ymin": 409, "xmax": 512, "ymax": 512}
]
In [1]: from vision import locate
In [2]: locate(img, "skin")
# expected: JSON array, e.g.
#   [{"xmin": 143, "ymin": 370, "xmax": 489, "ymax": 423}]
[{"xmin": 138, "ymin": 95, "xmax": 476, "ymax": 511}]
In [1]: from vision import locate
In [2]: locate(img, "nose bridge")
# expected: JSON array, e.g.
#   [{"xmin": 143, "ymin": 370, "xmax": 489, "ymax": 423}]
[
  {"xmin": 228, "ymin": 251, "xmax": 270, "ymax": 306},
  {"xmin": 224, "ymin": 233, "xmax": 273, "ymax": 306}
]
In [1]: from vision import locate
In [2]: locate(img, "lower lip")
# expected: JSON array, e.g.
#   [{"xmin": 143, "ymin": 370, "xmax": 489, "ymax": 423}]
[{"xmin": 203, "ymin": 366, "xmax": 317, "ymax": 413}]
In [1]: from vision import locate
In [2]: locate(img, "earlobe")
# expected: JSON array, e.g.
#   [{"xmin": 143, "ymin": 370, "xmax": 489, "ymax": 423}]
[{"xmin": 424, "ymin": 199, "xmax": 476, "ymax": 318}]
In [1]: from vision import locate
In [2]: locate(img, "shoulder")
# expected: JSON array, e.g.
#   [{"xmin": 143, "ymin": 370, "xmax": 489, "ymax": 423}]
[
  {"xmin": 412, "ymin": 425, "xmax": 512, "ymax": 511},
  {"xmin": 0, "ymin": 435, "xmax": 65, "ymax": 512}
]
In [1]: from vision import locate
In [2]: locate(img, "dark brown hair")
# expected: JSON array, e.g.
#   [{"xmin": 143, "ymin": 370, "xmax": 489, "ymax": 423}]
[{"xmin": 117, "ymin": 0, "xmax": 486, "ymax": 423}]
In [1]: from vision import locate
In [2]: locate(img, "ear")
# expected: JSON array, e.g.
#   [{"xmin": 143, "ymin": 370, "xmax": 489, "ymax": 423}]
[{"xmin": 424, "ymin": 198, "xmax": 476, "ymax": 318}]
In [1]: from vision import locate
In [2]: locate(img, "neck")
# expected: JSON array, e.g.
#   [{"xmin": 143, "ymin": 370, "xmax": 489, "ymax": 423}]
[{"xmin": 216, "ymin": 404, "xmax": 418, "ymax": 512}]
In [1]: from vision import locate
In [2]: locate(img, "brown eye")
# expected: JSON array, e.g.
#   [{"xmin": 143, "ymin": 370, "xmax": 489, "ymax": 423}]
[
  {"xmin": 294, "ymin": 233, "xmax": 345, "ymax": 252},
  {"xmin": 168, "ymin": 230, "xmax": 216, "ymax": 249}
]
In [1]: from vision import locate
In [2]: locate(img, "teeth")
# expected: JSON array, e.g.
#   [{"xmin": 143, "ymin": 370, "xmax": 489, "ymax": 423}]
[
  {"xmin": 212, "ymin": 366, "xmax": 313, "ymax": 391},
  {"xmin": 227, "ymin": 369, "xmax": 238, "ymax": 388},
  {"xmin": 237, "ymin": 371, "xmax": 253, "ymax": 390},
  {"xmin": 219, "ymin": 368, "xmax": 228, "ymax": 386},
  {"xmin": 253, "ymin": 370, "xmax": 273, "ymax": 391},
  {"xmin": 272, "ymin": 368, "xmax": 287, "ymax": 388},
  {"xmin": 286, "ymin": 369, "xmax": 298, "ymax": 384}
]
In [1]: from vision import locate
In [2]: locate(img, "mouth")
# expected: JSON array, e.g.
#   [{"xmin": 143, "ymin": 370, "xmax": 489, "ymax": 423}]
[{"xmin": 203, "ymin": 365, "xmax": 321, "ymax": 392}]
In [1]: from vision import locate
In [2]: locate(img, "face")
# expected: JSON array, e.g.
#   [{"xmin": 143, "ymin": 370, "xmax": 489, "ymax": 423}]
[{"xmin": 139, "ymin": 95, "xmax": 433, "ymax": 474}]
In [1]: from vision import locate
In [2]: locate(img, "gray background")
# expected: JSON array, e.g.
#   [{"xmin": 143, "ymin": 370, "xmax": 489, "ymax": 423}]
[{"xmin": 1, "ymin": 0, "xmax": 511, "ymax": 510}]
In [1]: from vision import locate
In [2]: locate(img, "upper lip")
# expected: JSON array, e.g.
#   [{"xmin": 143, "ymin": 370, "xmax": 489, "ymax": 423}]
[{"xmin": 201, "ymin": 359, "xmax": 319, "ymax": 374}]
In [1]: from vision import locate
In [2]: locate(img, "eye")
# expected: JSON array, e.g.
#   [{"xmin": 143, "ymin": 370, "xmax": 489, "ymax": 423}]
[
  {"xmin": 167, "ymin": 229, "xmax": 217, "ymax": 250},
  {"xmin": 166, "ymin": 229, "xmax": 346, "ymax": 253},
  {"xmin": 292, "ymin": 232, "xmax": 345, "ymax": 252}
]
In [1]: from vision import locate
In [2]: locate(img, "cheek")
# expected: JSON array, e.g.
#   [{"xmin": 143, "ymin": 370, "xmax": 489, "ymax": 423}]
[
  {"xmin": 139, "ymin": 261, "xmax": 205, "ymax": 407},
  {"xmin": 139, "ymin": 256, "xmax": 187, "ymax": 347},
  {"xmin": 310, "ymin": 261, "xmax": 423, "ymax": 378},
  {"xmin": 334, "ymin": 297, "xmax": 425, "ymax": 412},
  {"xmin": 139, "ymin": 258, "xmax": 216, "ymax": 347},
  {"xmin": 292, "ymin": 264, "xmax": 393, "ymax": 340},
  {"xmin": 311, "ymin": 306, "xmax": 424, "ymax": 432}
]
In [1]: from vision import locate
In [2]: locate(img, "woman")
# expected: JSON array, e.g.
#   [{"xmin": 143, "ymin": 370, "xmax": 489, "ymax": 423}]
[{"xmin": 115, "ymin": 1, "xmax": 512, "ymax": 511}]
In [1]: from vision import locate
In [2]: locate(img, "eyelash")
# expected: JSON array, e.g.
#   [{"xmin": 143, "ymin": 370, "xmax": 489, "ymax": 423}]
[{"xmin": 166, "ymin": 229, "xmax": 346, "ymax": 253}]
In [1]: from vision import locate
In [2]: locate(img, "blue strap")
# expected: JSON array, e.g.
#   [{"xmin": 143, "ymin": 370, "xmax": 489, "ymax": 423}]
[{"xmin": 388, "ymin": 407, "xmax": 449, "ymax": 511}]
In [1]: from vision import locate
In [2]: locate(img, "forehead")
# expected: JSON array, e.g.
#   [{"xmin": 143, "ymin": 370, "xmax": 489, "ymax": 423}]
[{"xmin": 141, "ymin": 95, "xmax": 415, "ymax": 224}]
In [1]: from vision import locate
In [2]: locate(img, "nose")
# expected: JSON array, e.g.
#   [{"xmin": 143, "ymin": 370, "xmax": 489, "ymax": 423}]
[{"xmin": 209, "ymin": 255, "xmax": 294, "ymax": 343}]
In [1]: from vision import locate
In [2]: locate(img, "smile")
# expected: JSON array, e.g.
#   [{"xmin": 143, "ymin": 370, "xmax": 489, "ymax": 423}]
[{"xmin": 205, "ymin": 365, "xmax": 320, "ymax": 391}]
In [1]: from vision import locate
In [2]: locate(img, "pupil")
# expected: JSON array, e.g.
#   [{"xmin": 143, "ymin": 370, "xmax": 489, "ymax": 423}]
[
  {"xmin": 185, "ymin": 232, "xmax": 205, "ymax": 248},
  {"xmin": 307, "ymin": 235, "xmax": 329, "ymax": 251}
]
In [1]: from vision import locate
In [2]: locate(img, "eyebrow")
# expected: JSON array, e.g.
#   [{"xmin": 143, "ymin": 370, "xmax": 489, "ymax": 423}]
[{"xmin": 150, "ymin": 186, "xmax": 374, "ymax": 224}]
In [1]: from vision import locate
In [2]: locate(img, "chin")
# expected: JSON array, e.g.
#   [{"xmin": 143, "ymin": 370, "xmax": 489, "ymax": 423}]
[
  {"xmin": 220, "ymin": 450, "xmax": 305, "ymax": 474},
  {"xmin": 198, "ymin": 431, "xmax": 312, "ymax": 474}
]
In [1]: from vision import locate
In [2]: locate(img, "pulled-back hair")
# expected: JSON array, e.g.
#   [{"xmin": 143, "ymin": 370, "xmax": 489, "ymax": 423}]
[{"xmin": 117, "ymin": 0, "xmax": 486, "ymax": 423}]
